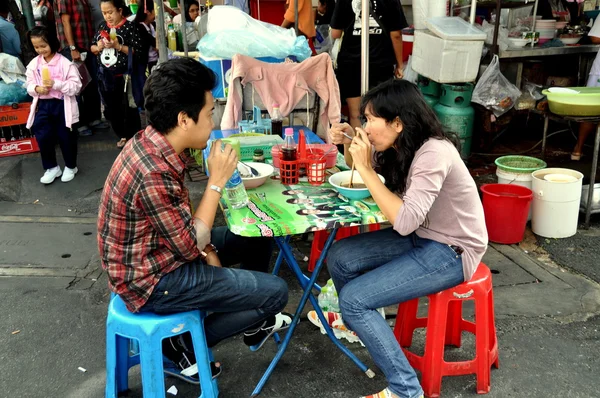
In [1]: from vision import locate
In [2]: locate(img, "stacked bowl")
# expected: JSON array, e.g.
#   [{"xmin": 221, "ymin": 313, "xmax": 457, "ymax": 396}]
[{"xmin": 536, "ymin": 20, "xmax": 557, "ymax": 44}]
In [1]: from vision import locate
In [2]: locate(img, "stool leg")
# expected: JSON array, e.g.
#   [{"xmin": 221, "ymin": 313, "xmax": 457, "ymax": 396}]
[
  {"xmin": 105, "ymin": 332, "xmax": 119, "ymax": 398},
  {"xmin": 475, "ymin": 293, "xmax": 492, "ymax": 395},
  {"xmin": 139, "ymin": 341, "xmax": 167, "ymax": 398},
  {"xmin": 393, "ymin": 298, "xmax": 419, "ymax": 348},
  {"xmin": 421, "ymin": 298, "xmax": 448, "ymax": 398},
  {"xmin": 445, "ymin": 300, "xmax": 463, "ymax": 348},
  {"xmin": 116, "ymin": 335, "xmax": 132, "ymax": 393},
  {"xmin": 489, "ymin": 289, "xmax": 499, "ymax": 369},
  {"xmin": 189, "ymin": 321, "xmax": 219, "ymax": 398}
]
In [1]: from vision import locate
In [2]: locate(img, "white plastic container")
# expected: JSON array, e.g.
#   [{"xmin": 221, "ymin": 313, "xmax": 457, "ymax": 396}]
[
  {"xmin": 412, "ymin": 30, "xmax": 484, "ymax": 83},
  {"xmin": 496, "ymin": 168, "xmax": 535, "ymax": 220},
  {"xmin": 531, "ymin": 168, "xmax": 584, "ymax": 238},
  {"xmin": 425, "ymin": 17, "xmax": 487, "ymax": 40}
]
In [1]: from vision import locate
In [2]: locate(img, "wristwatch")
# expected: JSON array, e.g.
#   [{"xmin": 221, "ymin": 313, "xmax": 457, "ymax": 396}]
[
  {"xmin": 200, "ymin": 243, "xmax": 218, "ymax": 259},
  {"xmin": 209, "ymin": 184, "xmax": 222, "ymax": 195},
  {"xmin": 69, "ymin": 45, "xmax": 77, "ymax": 51}
]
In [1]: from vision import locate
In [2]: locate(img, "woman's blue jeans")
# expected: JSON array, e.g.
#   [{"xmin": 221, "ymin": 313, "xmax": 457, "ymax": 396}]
[{"xmin": 327, "ymin": 228, "xmax": 465, "ymax": 398}]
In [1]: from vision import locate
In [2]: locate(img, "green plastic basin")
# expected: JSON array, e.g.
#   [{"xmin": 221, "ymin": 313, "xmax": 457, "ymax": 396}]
[{"xmin": 542, "ymin": 87, "xmax": 600, "ymax": 117}]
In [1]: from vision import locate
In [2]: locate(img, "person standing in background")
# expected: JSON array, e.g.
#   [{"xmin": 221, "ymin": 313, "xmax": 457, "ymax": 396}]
[
  {"xmin": 53, "ymin": 0, "xmax": 107, "ymax": 136},
  {"xmin": 281, "ymin": 0, "xmax": 316, "ymax": 54},
  {"xmin": 0, "ymin": 1, "xmax": 21, "ymax": 57},
  {"xmin": 571, "ymin": 17, "xmax": 600, "ymax": 160},
  {"xmin": 330, "ymin": 0, "xmax": 407, "ymax": 131}
]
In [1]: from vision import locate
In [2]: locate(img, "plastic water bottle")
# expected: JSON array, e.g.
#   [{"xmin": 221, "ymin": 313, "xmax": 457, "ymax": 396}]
[
  {"xmin": 167, "ymin": 25, "xmax": 177, "ymax": 51},
  {"xmin": 318, "ymin": 286, "xmax": 331, "ymax": 312},
  {"xmin": 282, "ymin": 128, "xmax": 297, "ymax": 161},
  {"xmin": 325, "ymin": 279, "xmax": 340, "ymax": 312},
  {"xmin": 225, "ymin": 167, "xmax": 249, "ymax": 209}
]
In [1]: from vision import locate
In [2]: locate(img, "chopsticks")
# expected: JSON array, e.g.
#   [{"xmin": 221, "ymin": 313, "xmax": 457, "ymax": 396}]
[{"xmin": 350, "ymin": 163, "xmax": 355, "ymax": 188}]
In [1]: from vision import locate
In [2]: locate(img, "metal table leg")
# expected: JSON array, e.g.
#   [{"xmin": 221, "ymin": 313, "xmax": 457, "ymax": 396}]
[
  {"xmin": 584, "ymin": 124, "xmax": 600, "ymax": 228},
  {"xmin": 541, "ymin": 115, "xmax": 549, "ymax": 158},
  {"xmin": 252, "ymin": 231, "xmax": 373, "ymax": 396}
]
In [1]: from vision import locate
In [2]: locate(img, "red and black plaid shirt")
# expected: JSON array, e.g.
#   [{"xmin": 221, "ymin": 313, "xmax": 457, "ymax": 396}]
[
  {"xmin": 98, "ymin": 126, "xmax": 201, "ymax": 312},
  {"xmin": 53, "ymin": 0, "xmax": 94, "ymax": 51}
]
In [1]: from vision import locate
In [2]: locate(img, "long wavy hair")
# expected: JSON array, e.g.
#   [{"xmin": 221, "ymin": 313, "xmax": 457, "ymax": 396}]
[{"xmin": 360, "ymin": 79, "xmax": 459, "ymax": 195}]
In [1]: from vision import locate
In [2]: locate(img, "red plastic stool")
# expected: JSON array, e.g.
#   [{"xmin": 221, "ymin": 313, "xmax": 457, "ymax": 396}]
[
  {"xmin": 307, "ymin": 224, "xmax": 380, "ymax": 272},
  {"xmin": 393, "ymin": 263, "xmax": 499, "ymax": 397}
]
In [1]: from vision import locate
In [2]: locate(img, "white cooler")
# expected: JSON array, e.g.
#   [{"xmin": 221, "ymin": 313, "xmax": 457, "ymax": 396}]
[{"xmin": 412, "ymin": 17, "xmax": 486, "ymax": 83}]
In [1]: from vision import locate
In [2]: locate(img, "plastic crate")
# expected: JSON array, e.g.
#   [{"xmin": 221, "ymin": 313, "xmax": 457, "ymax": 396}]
[
  {"xmin": 271, "ymin": 143, "xmax": 338, "ymax": 169},
  {"xmin": 0, "ymin": 103, "xmax": 40, "ymax": 158}
]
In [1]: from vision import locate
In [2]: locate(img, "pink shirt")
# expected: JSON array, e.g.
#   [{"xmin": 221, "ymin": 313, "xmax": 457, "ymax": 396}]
[
  {"xmin": 34, "ymin": 54, "xmax": 65, "ymax": 100},
  {"xmin": 393, "ymin": 138, "xmax": 488, "ymax": 281}
]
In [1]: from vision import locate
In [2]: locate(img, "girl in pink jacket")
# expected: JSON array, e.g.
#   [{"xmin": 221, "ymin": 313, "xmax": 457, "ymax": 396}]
[{"xmin": 26, "ymin": 26, "xmax": 82, "ymax": 184}]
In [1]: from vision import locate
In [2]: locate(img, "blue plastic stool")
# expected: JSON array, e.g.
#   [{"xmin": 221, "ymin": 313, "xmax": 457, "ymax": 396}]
[{"xmin": 105, "ymin": 295, "xmax": 219, "ymax": 398}]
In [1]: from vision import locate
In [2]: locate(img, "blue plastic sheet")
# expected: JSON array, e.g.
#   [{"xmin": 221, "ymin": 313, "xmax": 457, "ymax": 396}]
[{"xmin": 0, "ymin": 82, "xmax": 30, "ymax": 106}]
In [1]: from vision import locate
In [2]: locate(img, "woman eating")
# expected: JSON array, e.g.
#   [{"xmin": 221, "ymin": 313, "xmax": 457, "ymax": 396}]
[{"xmin": 327, "ymin": 79, "xmax": 488, "ymax": 398}]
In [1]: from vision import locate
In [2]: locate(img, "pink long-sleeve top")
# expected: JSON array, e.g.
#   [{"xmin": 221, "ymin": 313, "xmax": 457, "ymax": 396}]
[
  {"xmin": 393, "ymin": 138, "xmax": 488, "ymax": 281},
  {"xmin": 25, "ymin": 53, "xmax": 81, "ymax": 129}
]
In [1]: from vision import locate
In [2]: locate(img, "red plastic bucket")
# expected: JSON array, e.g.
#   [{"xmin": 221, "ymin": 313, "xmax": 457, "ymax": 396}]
[{"xmin": 480, "ymin": 184, "xmax": 533, "ymax": 244}]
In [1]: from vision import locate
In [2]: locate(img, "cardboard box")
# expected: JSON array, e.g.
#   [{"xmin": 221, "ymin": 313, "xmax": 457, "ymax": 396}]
[
  {"xmin": 412, "ymin": 30, "xmax": 484, "ymax": 83},
  {"xmin": 199, "ymin": 56, "xmax": 292, "ymax": 99}
]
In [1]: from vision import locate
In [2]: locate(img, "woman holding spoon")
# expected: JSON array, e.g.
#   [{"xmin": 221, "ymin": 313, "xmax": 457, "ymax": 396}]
[{"xmin": 327, "ymin": 79, "xmax": 488, "ymax": 398}]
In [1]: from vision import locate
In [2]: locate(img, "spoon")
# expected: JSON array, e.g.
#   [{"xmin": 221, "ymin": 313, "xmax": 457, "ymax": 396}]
[
  {"xmin": 239, "ymin": 161, "xmax": 259, "ymax": 177},
  {"xmin": 318, "ymin": 145, "xmax": 337, "ymax": 160},
  {"xmin": 342, "ymin": 132, "xmax": 354, "ymax": 141}
]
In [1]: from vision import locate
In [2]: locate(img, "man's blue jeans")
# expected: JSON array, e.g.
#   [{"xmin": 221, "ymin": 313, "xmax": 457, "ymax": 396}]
[
  {"xmin": 327, "ymin": 228, "xmax": 465, "ymax": 398},
  {"xmin": 141, "ymin": 226, "xmax": 288, "ymax": 347}
]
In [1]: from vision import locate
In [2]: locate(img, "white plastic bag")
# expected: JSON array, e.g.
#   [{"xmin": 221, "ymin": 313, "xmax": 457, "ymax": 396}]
[
  {"xmin": 472, "ymin": 55, "xmax": 521, "ymax": 117},
  {"xmin": 403, "ymin": 55, "xmax": 418, "ymax": 84},
  {"xmin": 314, "ymin": 25, "xmax": 332, "ymax": 55},
  {"xmin": 198, "ymin": 6, "xmax": 312, "ymax": 61}
]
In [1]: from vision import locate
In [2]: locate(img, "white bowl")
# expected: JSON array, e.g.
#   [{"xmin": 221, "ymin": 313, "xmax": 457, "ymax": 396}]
[
  {"xmin": 238, "ymin": 162, "xmax": 274, "ymax": 189},
  {"xmin": 559, "ymin": 36, "xmax": 582, "ymax": 45},
  {"xmin": 328, "ymin": 170, "xmax": 385, "ymax": 200},
  {"xmin": 508, "ymin": 38, "xmax": 530, "ymax": 48}
]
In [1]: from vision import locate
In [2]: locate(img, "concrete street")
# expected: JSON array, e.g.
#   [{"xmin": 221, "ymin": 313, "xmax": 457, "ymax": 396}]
[{"xmin": 1, "ymin": 129, "xmax": 599, "ymax": 398}]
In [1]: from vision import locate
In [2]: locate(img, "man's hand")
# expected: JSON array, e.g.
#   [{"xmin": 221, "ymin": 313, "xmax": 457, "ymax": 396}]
[
  {"xmin": 207, "ymin": 139, "xmax": 238, "ymax": 187},
  {"xmin": 394, "ymin": 64, "xmax": 404, "ymax": 79},
  {"xmin": 329, "ymin": 122, "xmax": 355, "ymax": 145},
  {"xmin": 205, "ymin": 251, "xmax": 221, "ymax": 267},
  {"xmin": 71, "ymin": 49, "xmax": 81, "ymax": 61}
]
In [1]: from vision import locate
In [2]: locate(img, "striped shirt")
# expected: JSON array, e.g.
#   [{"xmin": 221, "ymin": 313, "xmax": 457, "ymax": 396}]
[{"xmin": 97, "ymin": 126, "xmax": 205, "ymax": 312}]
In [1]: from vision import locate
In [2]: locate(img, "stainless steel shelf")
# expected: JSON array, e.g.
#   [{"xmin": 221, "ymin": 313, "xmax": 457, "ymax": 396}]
[{"xmin": 498, "ymin": 44, "xmax": 600, "ymax": 59}]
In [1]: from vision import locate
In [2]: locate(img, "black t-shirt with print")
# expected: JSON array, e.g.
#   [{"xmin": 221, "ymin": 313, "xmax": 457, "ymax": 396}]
[
  {"xmin": 331, "ymin": 0, "xmax": 408, "ymax": 68},
  {"xmin": 95, "ymin": 20, "xmax": 143, "ymax": 72}
]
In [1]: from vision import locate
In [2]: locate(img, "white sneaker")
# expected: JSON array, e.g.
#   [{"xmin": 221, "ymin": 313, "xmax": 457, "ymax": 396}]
[
  {"xmin": 61, "ymin": 167, "xmax": 78, "ymax": 182},
  {"xmin": 40, "ymin": 166, "xmax": 62, "ymax": 184}
]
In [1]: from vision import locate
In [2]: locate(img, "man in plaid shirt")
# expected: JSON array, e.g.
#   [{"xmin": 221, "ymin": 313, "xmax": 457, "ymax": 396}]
[{"xmin": 98, "ymin": 58, "xmax": 290, "ymax": 383}]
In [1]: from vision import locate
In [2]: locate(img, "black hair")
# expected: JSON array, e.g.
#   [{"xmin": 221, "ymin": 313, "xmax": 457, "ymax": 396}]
[
  {"xmin": 100, "ymin": 0, "xmax": 127, "ymax": 13},
  {"xmin": 27, "ymin": 25, "xmax": 61, "ymax": 54},
  {"xmin": 360, "ymin": 79, "xmax": 460, "ymax": 195},
  {"xmin": 185, "ymin": 0, "xmax": 200, "ymax": 22},
  {"xmin": 134, "ymin": 0, "xmax": 154, "ymax": 23},
  {"xmin": 144, "ymin": 57, "xmax": 216, "ymax": 134},
  {"xmin": 0, "ymin": 0, "xmax": 9, "ymax": 14}
]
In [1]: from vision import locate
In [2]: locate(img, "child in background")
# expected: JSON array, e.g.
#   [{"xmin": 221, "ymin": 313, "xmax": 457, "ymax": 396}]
[
  {"xmin": 25, "ymin": 26, "xmax": 82, "ymax": 184},
  {"xmin": 91, "ymin": 0, "xmax": 144, "ymax": 148}
]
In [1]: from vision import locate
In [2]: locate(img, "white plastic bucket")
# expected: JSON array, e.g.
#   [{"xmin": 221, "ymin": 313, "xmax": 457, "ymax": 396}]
[
  {"xmin": 531, "ymin": 168, "xmax": 583, "ymax": 238},
  {"xmin": 496, "ymin": 168, "xmax": 535, "ymax": 220}
]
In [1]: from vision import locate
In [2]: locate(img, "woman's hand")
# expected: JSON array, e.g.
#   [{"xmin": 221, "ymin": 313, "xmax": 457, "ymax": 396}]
[
  {"xmin": 348, "ymin": 127, "xmax": 373, "ymax": 172},
  {"xmin": 329, "ymin": 122, "xmax": 354, "ymax": 145},
  {"xmin": 42, "ymin": 79, "xmax": 54, "ymax": 88},
  {"xmin": 207, "ymin": 139, "xmax": 238, "ymax": 187}
]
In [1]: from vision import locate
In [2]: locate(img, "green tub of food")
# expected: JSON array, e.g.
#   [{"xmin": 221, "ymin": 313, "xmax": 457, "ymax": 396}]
[{"xmin": 542, "ymin": 87, "xmax": 600, "ymax": 117}]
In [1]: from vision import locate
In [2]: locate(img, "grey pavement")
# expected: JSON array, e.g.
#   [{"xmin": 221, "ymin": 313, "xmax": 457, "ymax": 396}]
[{"xmin": 1, "ymin": 132, "xmax": 600, "ymax": 397}]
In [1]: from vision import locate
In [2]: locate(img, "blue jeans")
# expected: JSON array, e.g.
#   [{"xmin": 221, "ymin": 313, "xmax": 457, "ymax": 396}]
[
  {"xmin": 327, "ymin": 228, "xmax": 465, "ymax": 398},
  {"xmin": 141, "ymin": 226, "xmax": 288, "ymax": 347}
]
